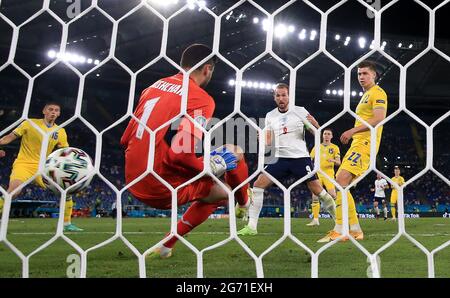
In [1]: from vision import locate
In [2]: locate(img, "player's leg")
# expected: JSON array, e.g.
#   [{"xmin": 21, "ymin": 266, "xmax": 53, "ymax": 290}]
[
  {"xmin": 307, "ymin": 175, "xmax": 323, "ymax": 226},
  {"xmin": 382, "ymin": 199, "xmax": 388, "ymax": 220},
  {"xmin": 1, "ymin": 164, "xmax": 33, "ymax": 214},
  {"xmin": 151, "ymin": 182, "xmax": 229, "ymax": 258},
  {"xmin": 237, "ymin": 172, "xmax": 273, "ymax": 235},
  {"xmin": 306, "ymin": 179, "xmax": 336, "ymax": 221},
  {"xmin": 318, "ymin": 168, "xmax": 361, "ymax": 242},
  {"xmin": 373, "ymin": 199, "xmax": 380, "ymax": 219},
  {"xmin": 390, "ymin": 192, "xmax": 397, "ymax": 220},
  {"xmin": 220, "ymin": 145, "xmax": 251, "ymax": 216}
]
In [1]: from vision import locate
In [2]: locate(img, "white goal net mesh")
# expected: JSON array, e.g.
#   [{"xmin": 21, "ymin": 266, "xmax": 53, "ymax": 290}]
[{"xmin": 0, "ymin": 0, "xmax": 449, "ymax": 278}]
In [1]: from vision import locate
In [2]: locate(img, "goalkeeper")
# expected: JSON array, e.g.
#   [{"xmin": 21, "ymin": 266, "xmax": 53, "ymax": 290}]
[{"xmin": 121, "ymin": 44, "xmax": 251, "ymax": 258}]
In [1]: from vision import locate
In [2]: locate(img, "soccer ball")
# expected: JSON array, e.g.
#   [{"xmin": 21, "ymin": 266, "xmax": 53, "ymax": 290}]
[{"xmin": 43, "ymin": 147, "xmax": 94, "ymax": 194}]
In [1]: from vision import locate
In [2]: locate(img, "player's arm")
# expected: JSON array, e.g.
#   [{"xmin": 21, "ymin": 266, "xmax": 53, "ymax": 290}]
[
  {"xmin": 331, "ymin": 154, "xmax": 341, "ymax": 166},
  {"xmin": 0, "ymin": 131, "xmax": 19, "ymax": 146},
  {"xmin": 265, "ymin": 128, "xmax": 274, "ymax": 146},
  {"xmin": 305, "ymin": 114, "xmax": 320, "ymax": 135},
  {"xmin": 0, "ymin": 131, "xmax": 19, "ymax": 158},
  {"xmin": 340, "ymin": 108, "xmax": 386, "ymax": 144}
]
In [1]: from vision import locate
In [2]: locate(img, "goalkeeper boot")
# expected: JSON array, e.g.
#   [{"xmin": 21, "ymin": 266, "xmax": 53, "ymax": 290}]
[
  {"xmin": 147, "ymin": 246, "xmax": 172, "ymax": 259},
  {"xmin": 317, "ymin": 230, "xmax": 348, "ymax": 243},
  {"xmin": 306, "ymin": 219, "xmax": 320, "ymax": 226},
  {"xmin": 235, "ymin": 188, "xmax": 253, "ymax": 219},
  {"xmin": 64, "ymin": 224, "xmax": 84, "ymax": 232},
  {"xmin": 237, "ymin": 225, "xmax": 257, "ymax": 236}
]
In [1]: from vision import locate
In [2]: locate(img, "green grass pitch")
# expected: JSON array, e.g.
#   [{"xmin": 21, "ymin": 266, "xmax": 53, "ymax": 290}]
[{"xmin": 0, "ymin": 217, "xmax": 448, "ymax": 278}]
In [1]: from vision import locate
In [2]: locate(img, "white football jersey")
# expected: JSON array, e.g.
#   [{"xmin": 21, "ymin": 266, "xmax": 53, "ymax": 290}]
[
  {"xmin": 265, "ymin": 106, "xmax": 311, "ymax": 158},
  {"xmin": 374, "ymin": 178, "xmax": 388, "ymax": 197}
]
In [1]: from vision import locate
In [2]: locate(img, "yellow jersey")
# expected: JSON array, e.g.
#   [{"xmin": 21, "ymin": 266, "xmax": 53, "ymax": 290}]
[
  {"xmin": 353, "ymin": 85, "xmax": 387, "ymax": 150},
  {"xmin": 310, "ymin": 143, "xmax": 340, "ymax": 175},
  {"xmin": 13, "ymin": 119, "xmax": 69, "ymax": 165},
  {"xmin": 391, "ymin": 175, "xmax": 405, "ymax": 192}
]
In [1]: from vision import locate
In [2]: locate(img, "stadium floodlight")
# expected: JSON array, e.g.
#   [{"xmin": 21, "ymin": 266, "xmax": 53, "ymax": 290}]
[
  {"xmin": 94, "ymin": 59, "xmax": 100, "ymax": 65},
  {"xmin": 398, "ymin": 43, "xmax": 403, "ymax": 48},
  {"xmin": 187, "ymin": 0, "xmax": 196, "ymax": 10},
  {"xmin": 259, "ymin": 82, "xmax": 266, "ymax": 89},
  {"xmin": 274, "ymin": 24, "xmax": 288, "ymax": 38},
  {"xmin": 272, "ymin": 84, "xmax": 277, "ymax": 90},
  {"xmin": 262, "ymin": 19, "xmax": 269, "ymax": 31},
  {"xmin": 87, "ymin": 58, "xmax": 93, "ymax": 64},
  {"xmin": 78, "ymin": 56, "xmax": 86, "ymax": 64},
  {"xmin": 240, "ymin": 81, "xmax": 247, "ymax": 87},
  {"xmin": 228, "ymin": 79, "xmax": 235, "ymax": 86},
  {"xmin": 198, "ymin": 0, "xmax": 206, "ymax": 10},
  {"xmin": 298, "ymin": 29, "xmax": 306, "ymax": 40},
  {"xmin": 332, "ymin": 90, "xmax": 337, "ymax": 95},
  {"xmin": 338, "ymin": 90, "xmax": 344, "ymax": 96},
  {"xmin": 288, "ymin": 25, "xmax": 295, "ymax": 33},
  {"xmin": 247, "ymin": 81, "xmax": 253, "ymax": 88},
  {"xmin": 359, "ymin": 92, "xmax": 364, "ymax": 96},
  {"xmin": 344, "ymin": 36, "xmax": 351, "ymax": 46},
  {"xmin": 409, "ymin": 44, "xmax": 413, "ymax": 49},
  {"xmin": 36, "ymin": 64, "xmax": 41, "ymax": 67},
  {"xmin": 358, "ymin": 37, "xmax": 366, "ymax": 48},
  {"xmin": 351, "ymin": 91, "xmax": 357, "ymax": 96},
  {"xmin": 326, "ymin": 89, "xmax": 331, "ymax": 95},
  {"xmin": 335, "ymin": 34, "xmax": 341, "ymax": 40},
  {"xmin": 310, "ymin": 30, "xmax": 317, "ymax": 40},
  {"xmin": 47, "ymin": 50, "xmax": 56, "ymax": 58},
  {"xmin": 253, "ymin": 17, "xmax": 259, "ymax": 24}
]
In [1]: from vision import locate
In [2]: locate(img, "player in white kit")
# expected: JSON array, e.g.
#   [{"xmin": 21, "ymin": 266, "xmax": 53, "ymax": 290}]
[
  {"xmin": 371, "ymin": 173, "xmax": 389, "ymax": 220},
  {"xmin": 237, "ymin": 83, "xmax": 337, "ymax": 236}
]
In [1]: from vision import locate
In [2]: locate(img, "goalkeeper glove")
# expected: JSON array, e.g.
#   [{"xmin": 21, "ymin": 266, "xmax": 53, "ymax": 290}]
[{"xmin": 209, "ymin": 148, "xmax": 237, "ymax": 177}]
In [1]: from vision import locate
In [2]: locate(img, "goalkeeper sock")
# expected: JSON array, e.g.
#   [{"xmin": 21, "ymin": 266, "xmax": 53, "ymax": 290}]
[
  {"xmin": 64, "ymin": 198, "xmax": 73, "ymax": 226},
  {"xmin": 163, "ymin": 200, "xmax": 225, "ymax": 248},
  {"xmin": 224, "ymin": 158, "xmax": 249, "ymax": 206},
  {"xmin": 391, "ymin": 206, "xmax": 396, "ymax": 219},
  {"xmin": 318, "ymin": 190, "xmax": 335, "ymax": 220},
  {"xmin": 311, "ymin": 195, "xmax": 320, "ymax": 220},
  {"xmin": 247, "ymin": 187, "xmax": 264, "ymax": 230}
]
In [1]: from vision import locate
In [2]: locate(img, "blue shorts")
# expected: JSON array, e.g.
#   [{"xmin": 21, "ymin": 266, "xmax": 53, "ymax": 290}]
[{"xmin": 264, "ymin": 157, "xmax": 318, "ymax": 183}]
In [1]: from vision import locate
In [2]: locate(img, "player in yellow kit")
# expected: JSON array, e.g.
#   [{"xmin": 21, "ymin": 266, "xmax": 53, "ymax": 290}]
[
  {"xmin": 318, "ymin": 61, "xmax": 388, "ymax": 242},
  {"xmin": 390, "ymin": 166, "xmax": 405, "ymax": 221},
  {"xmin": 307, "ymin": 128, "xmax": 341, "ymax": 226},
  {"xmin": 0, "ymin": 102, "xmax": 83, "ymax": 232}
]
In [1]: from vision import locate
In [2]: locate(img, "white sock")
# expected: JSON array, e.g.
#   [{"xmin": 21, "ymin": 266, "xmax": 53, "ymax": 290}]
[
  {"xmin": 383, "ymin": 207, "xmax": 388, "ymax": 218},
  {"xmin": 350, "ymin": 223, "xmax": 362, "ymax": 232},
  {"xmin": 248, "ymin": 187, "xmax": 264, "ymax": 230},
  {"xmin": 333, "ymin": 224, "xmax": 343, "ymax": 234},
  {"xmin": 318, "ymin": 189, "xmax": 336, "ymax": 219},
  {"xmin": 375, "ymin": 207, "xmax": 380, "ymax": 215}
]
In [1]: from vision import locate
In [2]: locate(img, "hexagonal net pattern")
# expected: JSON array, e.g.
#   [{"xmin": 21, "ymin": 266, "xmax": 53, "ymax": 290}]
[{"xmin": 0, "ymin": 0, "xmax": 448, "ymax": 278}]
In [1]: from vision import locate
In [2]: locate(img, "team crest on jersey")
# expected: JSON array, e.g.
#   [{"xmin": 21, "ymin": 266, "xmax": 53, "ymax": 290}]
[
  {"xmin": 329, "ymin": 148, "xmax": 334, "ymax": 154},
  {"xmin": 194, "ymin": 115, "xmax": 207, "ymax": 128},
  {"xmin": 51, "ymin": 132, "xmax": 58, "ymax": 140}
]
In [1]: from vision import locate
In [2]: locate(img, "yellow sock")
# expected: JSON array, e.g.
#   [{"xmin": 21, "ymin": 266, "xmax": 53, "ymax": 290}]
[
  {"xmin": 335, "ymin": 191, "xmax": 359, "ymax": 225},
  {"xmin": 391, "ymin": 207, "xmax": 396, "ymax": 219},
  {"xmin": 64, "ymin": 198, "xmax": 73, "ymax": 225},
  {"xmin": 347, "ymin": 191, "xmax": 359, "ymax": 226},
  {"xmin": 312, "ymin": 201, "xmax": 320, "ymax": 220}
]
